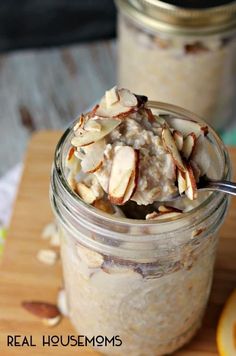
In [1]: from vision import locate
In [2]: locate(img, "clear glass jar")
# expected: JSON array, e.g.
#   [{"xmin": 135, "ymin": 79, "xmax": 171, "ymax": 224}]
[
  {"xmin": 116, "ymin": 0, "xmax": 236, "ymax": 130},
  {"xmin": 50, "ymin": 102, "xmax": 231, "ymax": 356}
]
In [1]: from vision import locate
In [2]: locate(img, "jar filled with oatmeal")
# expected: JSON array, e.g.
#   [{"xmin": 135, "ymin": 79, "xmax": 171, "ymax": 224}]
[
  {"xmin": 116, "ymin": 0, "xmax": 236, "ymax": 130},
  {"xmin": 50, "ymin": 91, "xmax": 231, "ymax": 355}
]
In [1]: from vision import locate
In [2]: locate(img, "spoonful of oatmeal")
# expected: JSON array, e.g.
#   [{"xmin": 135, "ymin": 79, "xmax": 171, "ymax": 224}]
[{"xmin": 65, "ymin": 87, "xmax": 234, "ymax": 216}]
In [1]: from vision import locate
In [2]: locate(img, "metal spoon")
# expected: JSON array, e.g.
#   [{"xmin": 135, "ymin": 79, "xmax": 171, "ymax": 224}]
[{"xmin": 168, "ymin": 176, "xmax": 236, "ymax": 201}]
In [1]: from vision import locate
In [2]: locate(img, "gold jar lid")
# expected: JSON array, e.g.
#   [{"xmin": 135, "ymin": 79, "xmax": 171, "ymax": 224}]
[{"xmin": 116, "ymin": 0, "xmax": 236, "ymax": 35}]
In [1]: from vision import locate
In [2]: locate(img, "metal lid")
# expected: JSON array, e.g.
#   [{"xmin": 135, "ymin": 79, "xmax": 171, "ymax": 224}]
[{"xmin": 116, "ymin": 0, "xmax": 236, "ymax": 35}]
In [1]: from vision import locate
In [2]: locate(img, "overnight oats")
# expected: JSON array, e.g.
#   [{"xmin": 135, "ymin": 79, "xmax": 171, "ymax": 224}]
[
  {"xmin": 50, "ymin": 87, "xmax": 231, "ymax": 355},
  {"xmin": 116, "ymin": 0, "xmax": 236, "ymax": 129}
]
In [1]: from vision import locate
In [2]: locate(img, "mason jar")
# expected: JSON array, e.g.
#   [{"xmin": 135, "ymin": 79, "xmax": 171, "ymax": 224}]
[
  {"xmin": 116, "ymin": 0, "xmax": 236, "ymax": 130},
  {"xmin": 50, "ymin": 102, "xmax": 230, "ymax": 356}
]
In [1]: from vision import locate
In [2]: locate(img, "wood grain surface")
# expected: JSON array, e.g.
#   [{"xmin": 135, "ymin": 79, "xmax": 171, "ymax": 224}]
[
  {"xmin": 0, "ymin": 40, "xmax": 116, "ymax": 177},
  {"xmin": 0, "ymin": 131, "xmax": 236, "ymax": 355}
]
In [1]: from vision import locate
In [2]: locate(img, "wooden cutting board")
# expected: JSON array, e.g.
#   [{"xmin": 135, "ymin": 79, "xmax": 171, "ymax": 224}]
[{"xmin": 0, "ymin": 131, "xmax": 236, "ymax": 356}]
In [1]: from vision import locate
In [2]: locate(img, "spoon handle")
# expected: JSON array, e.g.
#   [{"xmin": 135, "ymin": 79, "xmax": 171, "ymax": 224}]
[{"xmin": 205, "ymin": 180, "xmax": 236, "ymax": 196}]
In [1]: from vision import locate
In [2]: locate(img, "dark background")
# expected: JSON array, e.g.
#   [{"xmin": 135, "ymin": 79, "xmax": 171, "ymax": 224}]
[
  {"xmin": 0, "ymin": 0, "xmax": 117, "ymax": 51},
  {"xmin": 0, "ymin": 0, "xmax": 232, "ymax": 51}
]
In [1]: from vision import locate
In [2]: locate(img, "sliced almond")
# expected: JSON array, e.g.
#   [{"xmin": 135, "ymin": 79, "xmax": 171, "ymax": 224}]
[
  {"xmin": 81, "ymin": 139, "xmax": 105, "ymax": 173},
  {"xmin": 50, "ymin": 231, "xmax": 60, "ymax": 247},
  {"xmin": 158, "ymin": 205, "xmax": 182, "ymax": 213},
  {"xmin": 173, "ymin": 130, "xmax": 184, "ymax": 151},
  {"xmin": 65, "ymin": 148, "xmax": 81, "ymax": 172},
  {"xmin": 22, "ymin": 301, "xmax": 60, "ymax": 319},
  {"xmin": 165, "ymin": 153, "xmax": 176, "ymax": 180},
  {"xmin": 76, "ymin": 244, "xmax": 104, "ymax": 268},
  {"xmin": 67, "ymin": 147, "xmax": 75, "ymax": 161},
  {"xmin": 57, "ymin": 289, "xmax": 69, "ymax": 317},
  {"xmin": 192, "ymin": 228, "xmax": 206, "ymax": 237},
  {"xmin": 74, "ymin": 114, "xmax": 86, "ymax": 132},
  {"xmin": 95, "ymin": 101, "xmax": 134, "ymax": 119},
  {"xmin": 146, "ymin": 211, "xmax": 159, "ymax": 220},
  {"xmin": 67, "ymin": 171, "xmax": 77, "ymax": 191},
  {"xmin": 95, "ymin": 88, "xmax": 137, "ymax": 118},
  {"xmin": 123, "ymin": 150, "xmax": 139, "ymax": 203},
  {"xmin": 84, "ymin": 119, "xmax": 101, "ymax": 132},
  {"xmin": 41, "ymin": 222, "xmax": 60, "ymax": 247},
  {"xmin": 76, "ymin": 182, "xmax": 96, "ymax": 204},
  {"xmin": 74, "ymin": 149, "xmax": 85, "ymax": 160},
  {"xmin": 102, "ymin": 265, "xmax": 139, "ymax": 276},
  {"xmin": 123, "ymin": 171, "xmax": 137, "ymax": 204},
  {"xmin": 146, "ymin": 211, "xmax": 182, "ymax": 220},
  {"xmin": 108, "ymin": 146, "xmax": 138, "ymax": 205},
  {"xmin": 41, "ymin": 222, "xmax": 57, "ymax": 240},
  {"xmin": 156, "ymin": 211, "xmax": 182, "ymax": 219},
  {"xmin": 43, "ymin": 315, "xmax": 61, "ymax": 327},
  {"xmin": 185, "ymin": 163, "xmax": 197, "ymax": 200},
  {"xmin": 164, "ymin": 117, "xmax": 208, "ymax": 138},
  {"xmin": 36, "ymin": 249, "xmax": 58, "ymax": 265},
  {"xmin": 177, "ymin": 169, "xmax": 187, "ymax": 195},
  {"xmin": 89, "ymin": 104, "xmax": 99, "ymax": 118},
  {"xmin": 93, "ymin": 198, "xmax": 115, "ymax": 214},
  {"xmin": 71, "ymin": 118, "xmax": 121, "ymax": 147},
  {"xmin": 162, "ymin": 127, "xmax": 185, "ymax": 172},
  {"xmin": 105, "ymin": 86, "xmax": 119, "ymax": 106},
  {"xmin": 119, "ymin": 88, "xmax": 138, "ymax": 107},
  {"xmin": 182, "ymin": 132, "xmax": 196, "ymax": 160}
]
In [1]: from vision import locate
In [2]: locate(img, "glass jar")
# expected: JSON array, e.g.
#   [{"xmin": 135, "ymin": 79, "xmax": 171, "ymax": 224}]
[
  {"xmin": 50, "ymin": 102, "xmax": 231, "ymax": 356},
  {"xmin": 116, "ymin": 0, "xmax": 236, "ymax": 130}
]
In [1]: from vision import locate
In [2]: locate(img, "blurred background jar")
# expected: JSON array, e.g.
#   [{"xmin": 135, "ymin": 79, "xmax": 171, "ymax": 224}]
[{"xmin": 116, "ymin": 0, "xmax": 236, "ymax": 130}]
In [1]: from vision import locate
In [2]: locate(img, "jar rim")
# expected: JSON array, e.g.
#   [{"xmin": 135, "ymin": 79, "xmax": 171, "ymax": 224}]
[
  {"xmin": 116, "ymin": 0, "xmax": 236, "ymax": 35},
  {"xmin": 53, "ymin": 100, "xmax": 231, "ymax": 231}
]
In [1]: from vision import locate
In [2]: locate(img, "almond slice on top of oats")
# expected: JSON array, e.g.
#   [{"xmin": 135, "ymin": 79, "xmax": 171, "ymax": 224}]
[{"xmin": 65, "ymin": 87, "xmax": 212, "ymax": 213}]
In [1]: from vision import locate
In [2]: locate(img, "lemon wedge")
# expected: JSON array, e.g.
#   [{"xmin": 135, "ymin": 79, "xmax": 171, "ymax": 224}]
[{"xmin": 217, "ymin": 290, "xmax": 236, "ymax": 355}]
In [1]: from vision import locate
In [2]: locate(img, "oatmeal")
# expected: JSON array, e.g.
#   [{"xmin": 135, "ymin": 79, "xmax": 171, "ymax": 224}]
[
  {"xmin": 116, "ymin": 2, "xmax": 236, "ymax": 129},
  {"xmin": 50, "ymin": 91, "xmax": 231, "ymax": 355},
  {"xmin": 67, "ymin": 87, "xmax": 211, "ymax": 209},
  {"xmin": 60, "ymin": 230, "xmax": 216, "ymax": 355}
]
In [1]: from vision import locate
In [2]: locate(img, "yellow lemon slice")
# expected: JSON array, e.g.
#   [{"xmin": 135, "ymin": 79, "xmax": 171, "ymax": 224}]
[{"xmin": 217, "ymin": 290, "xmax": 236, "ymax": 355}]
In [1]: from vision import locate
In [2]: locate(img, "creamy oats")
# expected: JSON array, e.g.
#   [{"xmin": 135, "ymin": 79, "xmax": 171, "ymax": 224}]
[
  {"xmin": 118, "ymin": 15, "xmax": 236, "ymax": 130},
  {"xmin": 67, "ymin": 87, "xmax": 211, "ymax": 210},
  {"xmin": 60, "ymin": 229, "xmax": 216, "ymax": 355}
]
